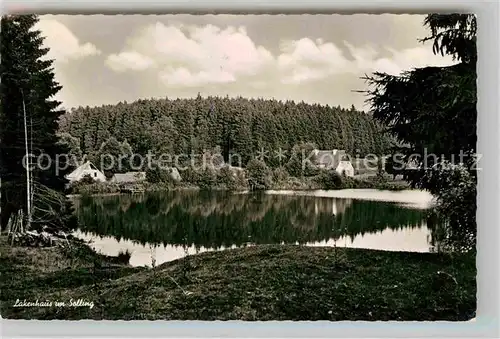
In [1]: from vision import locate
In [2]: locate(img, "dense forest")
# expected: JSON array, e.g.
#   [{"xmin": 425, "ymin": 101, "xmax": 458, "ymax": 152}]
[{"xmin": 58, "ymin": 95, "xmax": 391, "ymax": 168}]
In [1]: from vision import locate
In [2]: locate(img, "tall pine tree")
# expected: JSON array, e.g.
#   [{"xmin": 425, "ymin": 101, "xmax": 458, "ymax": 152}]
[{"xmin": 1, "ymin": 14, "xmax": 73, "ymax": 231}]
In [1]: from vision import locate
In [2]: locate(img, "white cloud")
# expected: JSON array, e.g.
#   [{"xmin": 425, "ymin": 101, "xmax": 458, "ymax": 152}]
[
  {"xmin": 345, "ymin": 42, "xmax": 456, "ymax": 75},
  {"xmin": 106, "ymin": 51, "xmax": 155, "ymax": 72},
  {"xmin": 278, "ymin": 38, "xmax": 348, "ymax": 70},
  {"xmin": 106, "ymin": 21, "xmax": 457, "ymax": 87},
  {"xmin": 384, "ymin": 46, "xmax": 457, "ymax": 72},
  {"xmin": 277, "ymin": 38, "xmax": 353, "ymax": 84},
  {"xmin": 277, "ymin": 39, "xmax": 456, "ymax": 84},
  {"xmin": 160, "ymin": 67, "xmax": 236, "ymax": 87},
  {"xmin": 35, "ymin": 19, "xmax": 101, "ymax": 63},
  {"xmin": 106, "ymin": 22, "xmax": 274, "ymax": 86}
]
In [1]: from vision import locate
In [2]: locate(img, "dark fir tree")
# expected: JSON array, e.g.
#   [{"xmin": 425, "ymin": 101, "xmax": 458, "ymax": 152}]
[
  {"xmin": 362, "ymin": 14, "xmax": 477, "ymax": 252},
  {"xmin": 1, "ymin": 14, "xmax": 74, "ymax": 231},
  {"xmin": 363, "ymin": 14, "xmax": 477, "ymax": 185}
]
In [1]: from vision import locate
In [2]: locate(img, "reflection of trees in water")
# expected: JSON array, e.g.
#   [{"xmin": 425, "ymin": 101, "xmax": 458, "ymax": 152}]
[{"xmin": 73, "ymin": 192, "xmax": 427, "ymax": 249}]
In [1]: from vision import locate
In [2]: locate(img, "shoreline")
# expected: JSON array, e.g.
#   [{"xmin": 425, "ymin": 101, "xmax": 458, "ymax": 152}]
[
  {"xmin": 72, "ymin": 224, "xmax": 434, "ymax": 267},
  {"xmin": 67, "ymin": 186, "xmax": 418, "ymax": 199},
  {"xmin": 264, "ymin": 188, "xmax": 435, "ymax": 209}
]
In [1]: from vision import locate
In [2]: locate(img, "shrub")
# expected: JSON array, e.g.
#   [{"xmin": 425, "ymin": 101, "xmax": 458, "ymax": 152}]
[
  {"xmin": 217, "ymin": 166, "xmax": 243, "ymax": 190},
  {"xmin": 198, "ymin": 167, "xmax": 218, "ymax": 190},
  {"xmin": 233, "ymin": 169, "xmax": 248, "ymax": 190},
  {"xmin": 272, "ymin": 167, "xmax": 290, "ymax": 184},
  {"xmin": 72, "ymin": 182, "xmax": 120, "ymax": 195},
  {"xmin": 247, "ymin": 159, "xmax": 273, "ymax": 190},
  {"xmin": 315, "ymin": 169, "xmax": 343, "ymax": 190},
  {"xmin": 180, "ymin": 167, "xmax": 202, "ymax": 185},
  {"xmin": 79, "ymin": 174, "xmax": 96, "ymax": 185},
  {"xmin": 69, "ymin": 174, "xmax": 121, "ymax": 195},
  {"xmin": 117, "ymin": 249, "xmax": 132, "ymax": 265},
  {"xmin": 420, "ymin": 162, "xmax": 476, "ymax": 253},
  {"xmin": 146, "ymin": 166, "xmax": 173, "ymax": 184},
  {"xmin": 341, "ymin": 176, "xmax": 360, "ymax": 189}
]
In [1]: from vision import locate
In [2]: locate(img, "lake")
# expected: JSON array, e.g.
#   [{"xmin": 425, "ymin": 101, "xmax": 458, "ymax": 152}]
[{"xmin": 71, "ymin": 189, "xmax": 439, "ymax": 267}]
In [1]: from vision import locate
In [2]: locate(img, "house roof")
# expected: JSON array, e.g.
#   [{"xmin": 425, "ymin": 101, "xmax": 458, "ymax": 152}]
[
  {"xmin": 313, "ymin": 149, "xmax": 347, "ymax": 169},
  {"xmin": 112, "ymin": 172, "xmax": 146, "ymax": 183},
  {"xmin": 66, "ymin": 161, "xmax": 102, "ymax": 179}
]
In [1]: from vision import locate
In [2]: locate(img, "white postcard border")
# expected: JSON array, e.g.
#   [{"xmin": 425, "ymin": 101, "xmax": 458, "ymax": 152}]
[{"xmin": 1, "ymin": 0, "xmax": 498, "ymax": 338}]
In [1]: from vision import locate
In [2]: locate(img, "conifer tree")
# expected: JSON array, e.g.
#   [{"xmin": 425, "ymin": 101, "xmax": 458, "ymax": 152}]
[{"xmin": 1, "ymin": 14, "xmax": 73, "ymax": 231}]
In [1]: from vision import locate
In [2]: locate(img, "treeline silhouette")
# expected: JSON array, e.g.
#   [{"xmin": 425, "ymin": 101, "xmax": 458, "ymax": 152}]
[
  {"xmin": 59, "ymin": 96, "xmax": 391, "ymax": 165},
  {"xmin": 72, "ymin": 191, "xmax": 425, "ymax": 249}
]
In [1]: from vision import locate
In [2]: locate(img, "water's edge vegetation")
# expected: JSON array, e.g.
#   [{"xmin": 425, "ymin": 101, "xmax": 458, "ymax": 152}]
[{"xmin": 68, "ymin": 170, "xmax": 410, "ymax": 196}]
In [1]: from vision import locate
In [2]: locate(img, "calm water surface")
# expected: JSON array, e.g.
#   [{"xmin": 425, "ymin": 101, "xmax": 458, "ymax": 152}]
[{"xmin": 71, "ymin": 189, "xmax": 438, "ymax": 267}]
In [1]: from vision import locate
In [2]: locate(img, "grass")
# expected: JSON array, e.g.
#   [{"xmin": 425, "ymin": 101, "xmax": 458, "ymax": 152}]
[{"xmin": 0, "ymin": 235, "xmax": 476, "ymax": 321}]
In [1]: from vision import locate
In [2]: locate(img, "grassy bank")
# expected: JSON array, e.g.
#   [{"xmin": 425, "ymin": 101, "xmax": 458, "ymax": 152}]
[{"xmin": 0, "ymin": 235, "xmax": 475, "ymax": 320}]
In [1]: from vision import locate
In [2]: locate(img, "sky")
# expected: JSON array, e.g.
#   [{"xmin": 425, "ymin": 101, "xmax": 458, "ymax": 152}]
[{"xmin": 35, "ymin": 14, "xmax": 456, "ymax": 111}]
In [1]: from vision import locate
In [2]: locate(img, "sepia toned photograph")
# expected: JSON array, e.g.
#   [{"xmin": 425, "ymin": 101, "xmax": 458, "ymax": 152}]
[{"xmin": 1, "ymin": 13, "xmax": 476, "ymax": 321}]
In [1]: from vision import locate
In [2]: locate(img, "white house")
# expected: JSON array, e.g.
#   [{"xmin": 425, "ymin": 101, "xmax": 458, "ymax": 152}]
[
  {"xmin": 167, "ymin": 167, "xmax": 182, "ymax": 182},
  {"xmin": 65, "ymin": 161, "xmax": 106, "ymax": 183},
  {"xmin": 312, "ymin": 149, "xmax": 355, "ymax": 177},
  {"xmin": 336, "ymin": 160, "xmax": 355, "ymax": 177}
]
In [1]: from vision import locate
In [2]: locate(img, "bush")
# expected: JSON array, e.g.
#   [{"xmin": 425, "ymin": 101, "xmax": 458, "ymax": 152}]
[
  {"xmin": 70, "ymin": 182, "xmax": 120, "ymax": 195},
  {"xmin": 198, "ymin": 167, "xmax": 218, "ymax": 190},
  {"xmin": 272, "ymin": 167, "xmax": 290, "ymax": 184},
  {"xmin": 146, "ymin": 166, "xmax": 173, "ymax": 184},
  {"xmin": 341, "ymin": 176, "xmax": 360, "ymax": 189},
  {"xmin": 286, "ymin": 177, "xmax": 308, "ymax": 190},
  {"xmin": 79, "ymin": 174, "xmax": 96, "ymax": 185},
  {"xmin": 233, "ymin": 169, "xmax": 248, "ymax": 190},
  {"xmin": 419, "ymin": 162, "xmax": 476, "ymax": 253},
  {"xmin": 180, "ymin": 167, "xmax": 202, "ymax": 185},
  {"xmin": 315, "ymin": 170, "xmax": 343, "ymax": 190},
  {"xmin": 117, "ymin": 249, "xmax": 132, "ymax": 265},
  {"xmin": 217, "ymin": 166, "xmax": 246, "ymax": 190},
  {"xmin": 247, "ymin": 159, "xmax": 273, "ymax": 190},
  {"xmin": 68, "ymin": 174, "xmax": 120, "ymax": 195}
]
